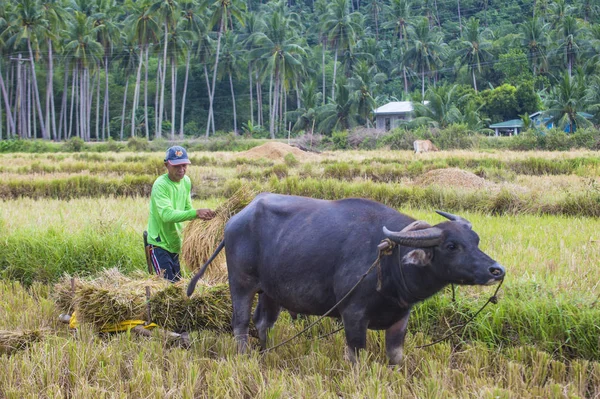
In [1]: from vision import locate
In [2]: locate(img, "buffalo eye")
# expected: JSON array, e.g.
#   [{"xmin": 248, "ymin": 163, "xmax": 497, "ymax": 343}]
[{"xmin": 445, "ymin": 242, "xmax": 458, "ymax": 251}]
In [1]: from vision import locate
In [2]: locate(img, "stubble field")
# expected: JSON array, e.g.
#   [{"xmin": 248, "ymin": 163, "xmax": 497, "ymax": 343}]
[{"xmin": 0, "ymin": 144, "xmax": 599, "ymax": 398}]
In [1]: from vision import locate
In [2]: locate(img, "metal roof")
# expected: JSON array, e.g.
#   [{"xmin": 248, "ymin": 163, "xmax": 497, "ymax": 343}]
[
  {"xmin": 374, "ymin": 101, "xmax": 417, "ymax": 115},
  {"xmin": 489, "ymin": 119, "xmax": 523, "ymax": 129}
]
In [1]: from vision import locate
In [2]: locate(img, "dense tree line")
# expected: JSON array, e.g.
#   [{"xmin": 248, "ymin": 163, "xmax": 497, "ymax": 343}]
[{"xmin": 0, "ymin": 0, "xmax": 599, "ymax": 141}]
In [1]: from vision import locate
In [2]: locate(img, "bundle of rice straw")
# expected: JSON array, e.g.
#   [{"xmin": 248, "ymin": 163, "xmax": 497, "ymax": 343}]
[
  {"xmin": 181, "ymin": 184, "xmax": 257, "ymax": 280},
  {"xmin": 52, "ymin": 269, "xmax": 238, "ymax": 335},
  {"xmin": 54, "ymin": 269, "xmax": 169, "ymax": 331},
  {"xmin": 0, "ymin": 329, "xmax": 48, "ymax": 355},
  {"xmin": 149, "ymin": 282, "xmax": 232, "ymax": 333},
  {"xmin": 51, "ymin": 274, "xmax": 81, "ymax": 313}
]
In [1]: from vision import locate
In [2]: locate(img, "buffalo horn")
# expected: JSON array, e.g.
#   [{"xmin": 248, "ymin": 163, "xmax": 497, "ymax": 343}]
[
  {"xmin": 435, "ymin": 210, "xmax": 472, "ymax": 229},
  {"xmin": 383, "ymin": 225, "xmax": 443, "ymax": 248}
]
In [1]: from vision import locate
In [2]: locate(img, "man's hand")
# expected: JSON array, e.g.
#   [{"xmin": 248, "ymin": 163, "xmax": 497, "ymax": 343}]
[{"xmin": 196, "ymin": 209, "xmax": 216, "ymax": 220}]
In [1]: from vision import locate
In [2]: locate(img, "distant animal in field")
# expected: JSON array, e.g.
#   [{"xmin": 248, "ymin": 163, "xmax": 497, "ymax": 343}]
[
  {"xmin": 187, "ymin": 193, "xmax": 505, "ymax": 365},
  {"xmin": 413, "ymin": 139, "xmax": 439, "ymax": 153}
]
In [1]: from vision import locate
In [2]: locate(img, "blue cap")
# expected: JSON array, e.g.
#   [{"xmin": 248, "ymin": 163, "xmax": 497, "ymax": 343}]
[{"xmin": 164, "ymin": 146, "xmax": 191, "ymax": 165}]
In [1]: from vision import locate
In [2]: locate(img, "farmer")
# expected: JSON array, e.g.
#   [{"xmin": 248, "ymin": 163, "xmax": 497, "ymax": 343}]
[{"xmin": 146, "ymin": 145, "xmax": 215, "ymax": 282}]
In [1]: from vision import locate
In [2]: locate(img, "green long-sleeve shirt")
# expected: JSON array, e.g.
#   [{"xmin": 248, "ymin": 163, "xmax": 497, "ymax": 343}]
[{"xmin": 147, "ymin": 174, "xmax": 197, "ymax": 254}]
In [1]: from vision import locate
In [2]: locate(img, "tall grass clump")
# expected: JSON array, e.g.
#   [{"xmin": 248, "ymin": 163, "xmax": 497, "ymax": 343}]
[
  {"xmin": 0, "ymin": 175, "xmax": 154, "ymax": 199},
  {"xmin": 0, "ymin": 224, "xmax": 144, "ymax": 285}
]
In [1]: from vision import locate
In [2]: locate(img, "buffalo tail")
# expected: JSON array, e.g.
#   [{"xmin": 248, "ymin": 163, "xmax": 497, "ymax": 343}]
[{"xmin": 186, "ymin": 239, "xmax": 225, "ymax": 297}]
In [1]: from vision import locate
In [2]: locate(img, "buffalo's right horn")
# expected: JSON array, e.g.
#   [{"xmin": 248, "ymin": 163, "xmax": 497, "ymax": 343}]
[
  {"xmin": 383, "ymin": 224, "xmax": 443, "ymax": 248},
  {"xmin": 435, "ymin": 211, "xmax": 472, "ymax": 229}
]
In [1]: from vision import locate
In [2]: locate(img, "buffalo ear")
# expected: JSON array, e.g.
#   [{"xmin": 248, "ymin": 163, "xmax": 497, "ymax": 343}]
[{"xmin": 402, "ymin": 249, "xmax": 433, "ymax": 266}]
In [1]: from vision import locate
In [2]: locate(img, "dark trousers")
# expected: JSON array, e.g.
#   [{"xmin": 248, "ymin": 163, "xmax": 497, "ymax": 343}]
[{"xmin": 150, "ymin": 246, "xmax": 181, "ymax": 282}]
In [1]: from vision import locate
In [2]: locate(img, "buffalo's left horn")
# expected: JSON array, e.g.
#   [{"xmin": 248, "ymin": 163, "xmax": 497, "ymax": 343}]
[
  {"xmin": 436, "ymin": 210, "xmax": 472, "ymax": 229},
  {"xmin": 383, "ymin": 225, "xmax": 443, "ymax": 248}
]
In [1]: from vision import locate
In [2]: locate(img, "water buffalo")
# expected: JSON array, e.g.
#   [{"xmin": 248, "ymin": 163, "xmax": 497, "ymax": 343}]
[
  {"xmin": 187, "ymin": 193, "xmax": 505, "ymax": 364},
  {"xmin": 413, "ymin": 139, "xmax": 439, "ymax": 153}
]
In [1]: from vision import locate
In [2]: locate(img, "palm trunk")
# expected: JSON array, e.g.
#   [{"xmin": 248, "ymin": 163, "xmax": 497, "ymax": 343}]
[
  {"xmin": 58, "ymin": 66, "xmax": 68, "ymax": 140},
  {"xmin": 171, "ymin": 58, "xmax": 176, "ymax": 140},
  {"xmin": 95, "ymin": 71, "xmax": 101, "ymax": 140},
  {"xmin": 269, "ymin": 69, "xmax": 274, "ymax": 138},
  {"xmin": 103, "ymin": 56, "xmax": 110, "ymax": 141},
  {"xmin": 120, "ymin": 78, "xmax": 130, "ymax": 141},
  {"xmin": 331, "ymin": 46, "xmax": 339, "ymax": 101},
  {"xmin": 256, "ymin": 69, "xmax": 262, "ymax": 126},
  {"xmin": 27, "ymin": 40, "xmax": 47, "ymax": 139},
  {"xmin": 132, "ymin": 44, "xmax": 144, "ymax": 137},
  {"xmin": 68, "ymin": 66, "xmax": 76, "ymax": 139},
  {"xmin": 158, "ymin": 23, "xmax": 169, "ymax": 139},
  {"xmin": 204, "ymin": 64, "xmax": 214, "ymax": 137},
  {"xmin": 229, "ymin": 72, "xmax": 237, "ymax": 134},
  {"xmin": 248, "ymin": 62, "xmax": 254, "ymax": 125},
  {"xmin": 0, "ymin": 63, "xmax": 15, "ymax": 135},
  {"xmin": 322, "ymin": 40, "xmax": 326, "ymax": 105},
  {"xmin": 144, "ymin": 46, "xmax": 150, "ymax": 139},
  {"xmin": 209, "ymin": 18, "xmax": 225, "ymax": 136},
  {"xmin": 155, "ymin": 59, "xmax": 162, "ymax": 136},
  {"xmin": 45, "ymin": 40, "xmax": 54, "ymax": 140},
  {"xmin": 472, "ymin": 68, "xmax": 478, "ymax": 92},
  {"xmin": 180, "ymin": 49, "xmax": 191, "ymax": 139},
  {"xmin": 421, "ymin": 66, "xmax": 425, "ymax": 101}
]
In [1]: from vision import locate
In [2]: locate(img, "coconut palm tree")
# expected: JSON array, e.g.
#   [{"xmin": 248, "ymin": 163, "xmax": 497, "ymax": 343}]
[
  {"xmin": 552, "ymin": 16, "xmax": 587, "ymax": 78},
  {"xmin": 151, "ymin": 0, "xmax": 179, "ymax": 139},
  {"xmin": 404, "ymin": 17, "xmax": 447, "ymax": 101},
  {"xmin": 64, "ymin": 11, "xmax": 103, "ymax": 140},
  {"xmin": 206, "ymin": 0, "xmax": 245, "ymax": 136},
  {"xmin": 218, "ymin": 30, "xmax": 241, "ymax": 134},
  {"xmin": 3, "ymin": 0, "xmax": 48, "ymax": 138},
  {"xmin": 249, "ymin": 9, "xmax": 306, "ymax": 138},
  {"xmin": 347, "ymin": 60, "xmax": 381, "ymax": 127},
  {"xmin": 520, "ymin": 17, "xmax": 549, "ymax": 76},
  {"xmin": 455, "ymin": 18, "xmax": 493, "ymax": 92},
  {"xmin": 316, "ymin": 78, "xmax": 359, "ymax": 134},
  {"xmin": 287, "ymin": 79, "xmax": 321, "ymax": 134},
  {"xmin": 178, "ymin": 0, "xmax": 208, "ymax": 138},
  {"xmin": 113, "ymin": 31, "xmax": 140, "ymax": 140},
  {"xmin": 90, "ymin": 0, "xmax": 119, "ymax": 141},
  {"xmin": 240, "ymin": 11, "xmax": 265, "ymax": 127},
  {"xmin": 322, "ymin": 0, "xmax": 362, "ymax": 102},
  {"xmin": 545, "ymin": 71, "xmax": 591, "ymax": 133},
  {"xmin": 41, "ymin": 0, "xmax": 70, "ymax": 141},
  {"xmin": 411, "ymin": 85, "xmax": 463, "ymax": 129},
  {"xmin": 126, "ymin": 0, "xmax": 159, "ymax": 138}
]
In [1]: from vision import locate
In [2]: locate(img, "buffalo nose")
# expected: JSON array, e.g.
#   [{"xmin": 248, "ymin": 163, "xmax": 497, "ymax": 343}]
[{"xmin": 489, "ymin": 263, "xmax": 505, "ymax": 279}]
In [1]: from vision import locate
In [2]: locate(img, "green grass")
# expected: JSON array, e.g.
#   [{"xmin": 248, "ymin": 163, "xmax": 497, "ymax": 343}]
[{"xmin": 1, "ymin": 149, "xmax": 600, "ymax": 397}]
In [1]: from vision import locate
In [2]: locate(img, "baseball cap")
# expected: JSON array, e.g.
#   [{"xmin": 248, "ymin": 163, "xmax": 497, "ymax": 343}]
[{"xmin": 164, "ymin": 146, "xmax": 191, "ymax": 165}]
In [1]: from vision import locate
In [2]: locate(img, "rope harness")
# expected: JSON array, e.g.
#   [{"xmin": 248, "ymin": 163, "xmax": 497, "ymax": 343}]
[{"xmin": 261, "ymin": 239, "xmax": 503, "ymax": 353}]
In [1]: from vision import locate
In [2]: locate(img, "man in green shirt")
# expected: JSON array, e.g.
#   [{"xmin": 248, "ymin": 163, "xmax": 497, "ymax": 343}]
[{"xmin": 147, "ymin": 146, "xmax": 215, "ymax": 282}]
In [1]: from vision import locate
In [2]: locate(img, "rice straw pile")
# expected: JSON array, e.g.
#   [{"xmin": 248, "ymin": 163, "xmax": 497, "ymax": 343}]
[
  {"xmin": 149, "ymin": 283, "xmax": 232, "ymax": 333},
  {"xmin": 181, "ymin": 184, "xmax": 257, "ymax": 280},
  {"xmin": 61, "ymin": 269, "xmax": 169, "ymax": 330},
  {"xmin": 52, "ymin": 269, "xmax": 238, "ymax": 334},
  {"xmin": 0, "ymin": 329, "xmax": 48, "ymax": 355}
]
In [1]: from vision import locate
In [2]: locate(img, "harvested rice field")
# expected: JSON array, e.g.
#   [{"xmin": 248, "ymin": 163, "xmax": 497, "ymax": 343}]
[{"xmin": 1, "ymin": 145, "xmax": 599, "ymax": 398}]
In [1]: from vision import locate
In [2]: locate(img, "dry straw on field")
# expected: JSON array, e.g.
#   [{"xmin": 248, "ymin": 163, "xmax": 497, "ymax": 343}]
[
  {"xmin": 414, "ymin": 168, "xmax": 489, "ymax": 189},
  {"xmin": 0, "ymin": 329, "xmax": 48, "ymax": 355},
  {"xmin": 52, "ymin": 269, "xmax": 234, "ymax": 334},
  {"xmin": 181, "ymin": 185, "xmax": 257, "ymax": 280},
  {"xmin": 239, "ymin": 142, "xmax": 317, "ymax": 161}
]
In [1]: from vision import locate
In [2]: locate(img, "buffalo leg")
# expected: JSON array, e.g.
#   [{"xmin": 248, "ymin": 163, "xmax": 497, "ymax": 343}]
[
  {"xmin": 342, "ymin": 314, "xmax": 368, "ymax": 363},
  {"xmin": 385, "ymin": 313, "xmax": 410, "ymax": 365},
  {"xmin": 253, "ymin": 293, "xmax": 281, "ymax": 349},
  {"xmin": 231, "ymin": 290, "xmax": 256, "ymax": 353}
]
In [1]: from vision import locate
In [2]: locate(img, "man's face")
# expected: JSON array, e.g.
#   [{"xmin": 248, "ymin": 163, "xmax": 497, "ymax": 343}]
[{"xmin": 165, "ymin": 162, "xmax": 188, "ymax": 182}]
